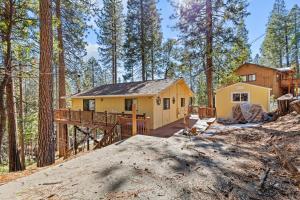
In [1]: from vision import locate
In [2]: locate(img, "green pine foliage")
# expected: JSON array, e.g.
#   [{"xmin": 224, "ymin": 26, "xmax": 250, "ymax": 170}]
[
  {"xmin": 123, "ymin": 0, "xmax": 162, "ymax": 81},
  {"xmin": 96, "ymin": 0, "xmax": 124, "ymax": 84}
]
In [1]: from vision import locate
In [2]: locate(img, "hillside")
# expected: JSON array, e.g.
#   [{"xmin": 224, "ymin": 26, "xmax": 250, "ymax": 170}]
[{"xmin": 0, "ymin": 113, "xmax": 299, "ymax": 200}]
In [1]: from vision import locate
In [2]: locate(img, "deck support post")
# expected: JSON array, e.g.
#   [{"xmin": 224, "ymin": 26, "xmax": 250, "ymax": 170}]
[
  {"xmin": 132, "ymin": 104, "xmax": 137, "ymax": 136},
  {"xmin": 87, "ymin": 128, "xmax": 90, "ymax": 151},
  {"xmin": 74, "ymin": 126, "xmax": 77, "ymax": 155}
]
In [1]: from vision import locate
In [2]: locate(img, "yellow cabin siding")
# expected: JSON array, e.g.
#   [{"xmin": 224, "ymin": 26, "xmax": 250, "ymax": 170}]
[
  {"xmin": 215, "ymin": 82, "xmax": 271, "ymax": 119},
  {"xmin": 71, "ymin": 99, "xmax": 83, "ymax": 110},
  {"xmin": 70, "ymin": 79, "xmax": 193, "ymax": 130},
  {"xmin": 152, "ymin": 81, "xmax": 192, "ymax": 129}
]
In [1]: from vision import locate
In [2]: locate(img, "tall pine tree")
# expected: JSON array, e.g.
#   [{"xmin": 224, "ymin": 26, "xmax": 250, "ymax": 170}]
[
  {"xmin": 260, "ymin": 0, "xmax": 289, "ymax": 68},
  {"xmin": 123, "ymin": 0, "xmax": 162, "ymax": 81},
  {"xmin": 289, "ymin": 5, "xmax": 300, "ymax": 75},
  {"xmin": 96, "ymin": 0, "xmax": 123, "ymax": 84}
]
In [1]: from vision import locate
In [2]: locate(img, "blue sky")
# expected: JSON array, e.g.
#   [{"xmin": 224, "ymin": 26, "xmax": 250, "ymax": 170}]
[{"xmin": 86, "ymin": 0, "xmax": 300, "ymax": 59}]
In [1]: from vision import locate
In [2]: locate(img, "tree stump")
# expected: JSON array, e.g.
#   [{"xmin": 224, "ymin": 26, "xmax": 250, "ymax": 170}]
[{"xmin": 277, "ymin": 94, "xmax": 294, "ymax": 115}]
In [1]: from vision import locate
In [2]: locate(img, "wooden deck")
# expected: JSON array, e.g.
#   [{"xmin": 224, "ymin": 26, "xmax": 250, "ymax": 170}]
[
  {"xmin": 54, "ymin": 109, "xmax": 150, "ymax": 136},
  {"xmin": 147, "ymin": 117, "xmax": 198, "ymax": 138}
]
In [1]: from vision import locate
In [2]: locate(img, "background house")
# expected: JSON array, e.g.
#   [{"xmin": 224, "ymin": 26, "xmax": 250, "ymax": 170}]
[
  {"xmin": 68, "ymin": 78, "xmax": 194, "ymax": 129},
  {"xmin": 215, "ymin": 82, "xmax": 271, "ymax": 119},
  {"xmin": 235, "ymin": 63, "xmax": 299, "ymax": 98}
]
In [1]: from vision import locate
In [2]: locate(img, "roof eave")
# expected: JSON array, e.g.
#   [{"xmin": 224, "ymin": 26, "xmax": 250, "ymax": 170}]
[{"xmin": 66, "ymin": 93, "xmax": 156, "ymax": 99}]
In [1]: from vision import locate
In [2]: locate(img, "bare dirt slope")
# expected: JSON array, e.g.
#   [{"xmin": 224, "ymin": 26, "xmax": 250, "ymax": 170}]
[{"xmin": 0, "ymin": 113, "xmax": 299, "ymax": 200}]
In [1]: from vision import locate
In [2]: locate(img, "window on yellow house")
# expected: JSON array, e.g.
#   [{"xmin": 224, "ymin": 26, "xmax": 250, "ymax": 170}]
[
  {"xmin": 83, "ymin": 99, "xmax": 95, "ymax": 111},
  {"xmin": 181, "ymin": 98, "xmax": 185, "ymax": 107},
  {"xmin": 163, "ymin": 98, "xmax": 170, "ymax": 110},
  {"xmin": 125, "ymin": 99, "xmax": 133, "ymax": 111},
  {"xmin": 232, "ymin": 93, "xmax": 249, "ymax": 103}
]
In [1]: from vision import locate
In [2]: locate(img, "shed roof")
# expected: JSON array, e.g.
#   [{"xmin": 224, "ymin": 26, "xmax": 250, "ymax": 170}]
[
  {"xmin": 70, "ymin": 78, "xmax": 191, "ymax": 98},
  {"xmin": 216, "ymin": 82, "xmax": 272, "ymax": 92}
]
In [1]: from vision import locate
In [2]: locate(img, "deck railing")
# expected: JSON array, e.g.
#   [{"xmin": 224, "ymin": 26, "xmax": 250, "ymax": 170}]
[
  {"xmin": 54, "ymin": 109, "xmax": 150, "ymax": 136},
  {"xmin": 188, "ymin": 106, "xmax": 216, "ymax": 118},
  {"xmin": 118, "ymin": 116, "xmax": 151, "ymax": 138}
]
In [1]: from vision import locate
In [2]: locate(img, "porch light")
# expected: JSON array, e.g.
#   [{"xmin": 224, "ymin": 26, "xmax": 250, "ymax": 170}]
[
  {"xmin": 156, "ymin": 96, "xmax": 161, "ymax": 105},
  {"xmin": 172, "ymin": 97, "xmax": 176, "ymax": 104}
]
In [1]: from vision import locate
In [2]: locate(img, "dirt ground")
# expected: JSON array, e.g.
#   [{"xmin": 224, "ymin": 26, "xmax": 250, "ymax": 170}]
[{"xmin": 0, "ymin": 113, "xmax": 299, "ymax": 200}]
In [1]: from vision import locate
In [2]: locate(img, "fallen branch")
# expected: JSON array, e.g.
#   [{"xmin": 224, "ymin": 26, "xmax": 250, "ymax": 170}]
[
  {"xmin": 41, "ymin": 181, "xmax": 62, "ymax": 185},
  {"xmin": 258, "ymin": 167, "xmax": 270, "ymax": 190}
]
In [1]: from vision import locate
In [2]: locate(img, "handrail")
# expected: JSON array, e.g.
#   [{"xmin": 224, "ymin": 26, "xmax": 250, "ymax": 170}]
[{"xmin": 93, "ymin": 121, "xmax": 120, "ymax": 149}]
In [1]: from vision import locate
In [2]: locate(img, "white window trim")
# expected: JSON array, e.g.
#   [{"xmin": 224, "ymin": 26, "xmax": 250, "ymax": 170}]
[{"xmin": 231, "ymin": 92, "xmax": 250, "ymax": 103}]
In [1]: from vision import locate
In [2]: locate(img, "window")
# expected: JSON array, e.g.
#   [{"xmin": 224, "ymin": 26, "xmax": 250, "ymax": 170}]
[
  {"xmin": 189, "ymin": 97, "xmax": 193, "ymax": 106},
  {"xmin": 83, "ymin": 99, "xmax": 95, "ymax": 111},
  {"xmin": 248, "ymin": 74, "xmax": 256, "ymax": 81},
  {"xmin": 241, "ymin": 75, "xmax": 247, "ymax": 82},
  {"xmin": 181, "ymin": 98, "xmax": 185, "ymax": 107},
  {"xmin": 163, "ymin": 98, "xmax": 170, "ymax": 110},
  {"xmin": 125, "ymin": 99, "xmax": 133, "ymax": 111},
  {"xmin": 241, "ymin": 74, "xmax": 256, "ymax": 82},
  {"xmin": 232, "ymin": 93, "xmax": 249, "ymax": 103}
]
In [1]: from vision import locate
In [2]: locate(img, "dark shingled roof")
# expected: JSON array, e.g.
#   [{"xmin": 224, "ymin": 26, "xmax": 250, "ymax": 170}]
[{"xmin": 72, "ymin": 78, "xmax": 180, "ymax": 97}]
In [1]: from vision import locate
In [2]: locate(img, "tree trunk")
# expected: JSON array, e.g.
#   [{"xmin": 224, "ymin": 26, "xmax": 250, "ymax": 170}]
[
  {"xmin": 151, "ymin": 47, "xmax": 154, "ymax": 80},
  {"xmin": 294, "ymin": 11, "xmax": 299, "ymax": 75},
  {"xmin": 56, "ymin": 0, "xmax": 68, "ymax": 158},
  {"xmin": 18, "ymin": 64, "xmax": 25, "ymax": 170},
  {"xmin": 140, "ymin": 0, "xmax": 146, "ymax": 81},
  {"xmin": 113, "ymin": 4, "xmax": 118, "ymax": 84},
  {"xmin": 7, "ymin": 74, "xmax": 22, "ymax": 172},
  {"xmin": 285, "ymin": 21, "xmax": 290, "ymax": 68},
  {"xmin": 37, "ymin": 0, "xmax": 55, "ymax": 167},
  {"xmin": 1, "ymin": 0, "xmax": 22, "ymax": 172},
  {"xmin": 205, "ymin": 0, "xmax": 213, "ymax": 108}
]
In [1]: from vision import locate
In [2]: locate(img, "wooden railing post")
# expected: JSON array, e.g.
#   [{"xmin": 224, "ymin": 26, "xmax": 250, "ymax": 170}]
[
  {"xmin": 68, "ymin": 108, "xmax": 71, "ymax": 121},
  {"xmin": 105, "ymin": 111, "xmax": 108, "ymax": 126},
  {"xmin": 132, "ymin": 104, "xmax": 137, "ymax": 135},
  {"xmin": 91, "ymin": 110, "xmax": 94, "ymax": 123},
  {"xmin": 87, "ymin": 128, "xmax": 90, "ymax": 151},
  {"xmin": 74, "ymin": 126, "xmax": 77, "ymax": 155},
  {"xmin": 79, "ymin": 109, "xmax": 82, "ymax": 123}
]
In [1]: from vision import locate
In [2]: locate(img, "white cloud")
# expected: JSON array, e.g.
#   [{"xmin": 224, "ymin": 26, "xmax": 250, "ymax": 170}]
[{"xmin": 85, "ymin": 43, "xmax": 99, "ymax": 60}]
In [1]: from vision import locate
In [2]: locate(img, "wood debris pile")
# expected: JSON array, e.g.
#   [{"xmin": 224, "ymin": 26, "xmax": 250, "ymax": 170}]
[{"xmin": 208, "ymin": 111, "xmax": 300, "ymax": 199}]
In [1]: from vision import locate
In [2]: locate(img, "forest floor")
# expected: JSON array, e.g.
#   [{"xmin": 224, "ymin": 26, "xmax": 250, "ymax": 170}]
[{"xmin": 0, "ymin": 112, "xmax": 299, "ymax": 200}]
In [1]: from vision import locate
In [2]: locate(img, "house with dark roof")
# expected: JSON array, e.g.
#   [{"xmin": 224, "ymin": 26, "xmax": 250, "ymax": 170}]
[
  {"xmin": 235, "ymin": 63, "xmax": 300, "ymax": 98},
  {"xmin": 68, "ymin": 78, "xmax": 194, "ymax": 129}
]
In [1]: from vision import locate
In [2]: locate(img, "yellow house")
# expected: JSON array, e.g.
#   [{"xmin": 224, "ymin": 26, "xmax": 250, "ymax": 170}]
[
  {"xmin": 215, "ymin": 82, "xmax": 271, "ymax": 119},
  {"xmin": 69, "ymin": 78, "xmax": 194, "ymax": 129}
]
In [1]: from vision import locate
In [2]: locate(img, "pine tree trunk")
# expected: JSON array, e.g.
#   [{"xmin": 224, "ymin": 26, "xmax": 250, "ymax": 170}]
[
  {"xmin": 285, "ymin": 21, "xmax": 290, "ymax": 68},
  {"xmin": 56, "ymin": 0, "xmax": 68, "ymax": 158},
  {"xmin": 206, "ymin": 0, "xmax": 213, "ymax": 108},
  {"xmin": 7, "ymin": 75, "xmax": 22, "ymax": 172},
  {"xmin": 140, "ymin": 0, "xmax": 146, "ymax": 81},
  {"xmin": 18, "ymin": 64, "xmax": 25, "ymax": 170},
  {"xmin": 113, "ymin": 4, "xmax": 118, "ymax": 84},
  {"xmin": 294, "ymin": 12, "xmax": 300, "ymax": 75},
  {"xmin": 0, "ymin": 86, "xmax": 5, "ymax": 163},
  {"xmin": 151, "ymin": 47, "xmax": 154, "ymax": 80},
  {"xmin": 279, "ymin": 49, "xmax": 283, "ymax": 68},
  {"xmin": 1, "ymin": 0, "xmax": 22, "ymax": 172},
  {"xmin": 37, "ymin": 0, "xmax": 55, "ymax": 167},
  {"xmin": 112, "ymin": 31, "xmax": 115, "ymax": 84}
]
